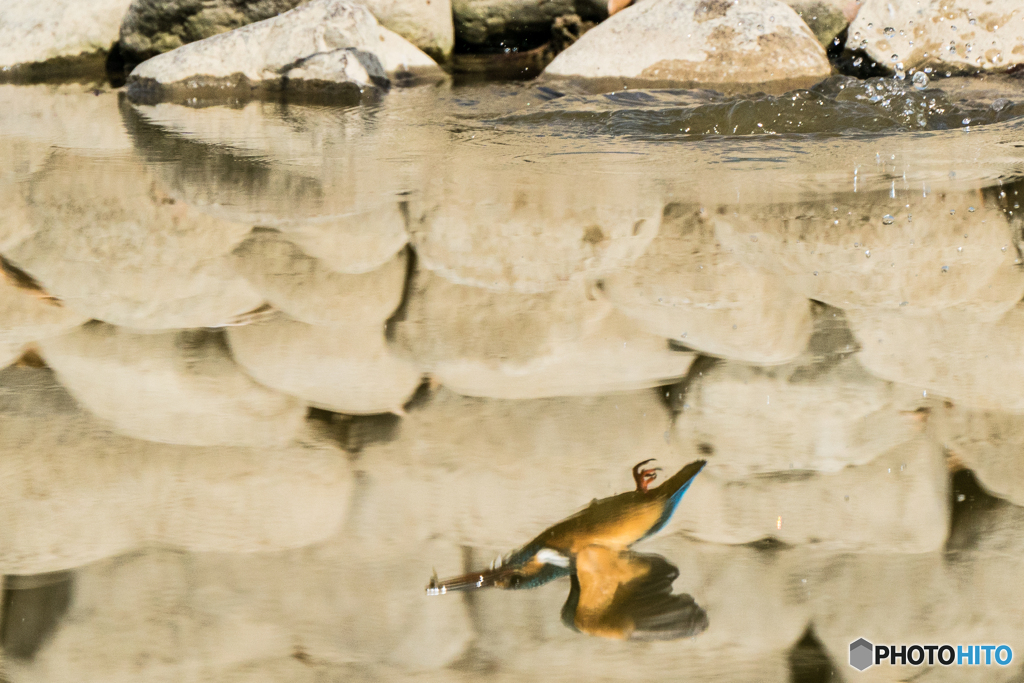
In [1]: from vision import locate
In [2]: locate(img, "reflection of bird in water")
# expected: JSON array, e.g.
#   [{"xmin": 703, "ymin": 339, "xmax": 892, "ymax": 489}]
[{"xmin": 427, "ymin": 459, "xmax": 708, "ymax": 640}]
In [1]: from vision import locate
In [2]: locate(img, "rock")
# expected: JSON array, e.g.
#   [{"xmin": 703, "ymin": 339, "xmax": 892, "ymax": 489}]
[
  {"xmin": 931, "ymin": 403, "xmax": 1024, "ymax": 507},
  {"xmin": 717, "ymin": 190, "xmax": 1023, "ymax": 318},
  {"xmin": 453, "ymin": 0, "xmax": 606, "ymax": 44},
  {"xmin": 787, "ymin": 0, "xmax": 858, "ymax": 47},
  {"xmin": 227, "ymin": 312, "xmax": 422, "ymax": 415},
  {"xmin": 848, "ymin": 304, "xmax": 1024, "ymax": 413},
  {"xmin": 409, "ymin": 166, "xmax": 661, "ymax": 293},
  {"xmin": 393, "ymin": 273, "xmax": 695, "ymax": 399},
  {"xmin": 120, "ymin": 0, "xmax": 453, "ymax": 65},
  {"xmin": 543, "ymin": 0, "xmax": 832, "ymax": 93},
  {"xmin": 673, "ymin": 357, "xmax": 927, "ymax": 477},
  {"xmin": 846, "ymin": 0, "xmax": 1024, "ymax": 74},
  {"xmin": 601, "ymin": 203, "xmax": 813, "ymax": 365},
  {"xmin": 0, "ymin": 365, "xmax": 351, "ymax": 574},
  {"xmin": 126, "ymin": 0, "xmax": 443, "ymax": 100},
  {"xmin": 231, "ymin": 231, "xmax": 408, "ymax": 327},
  {"xmin": 282, "ymin": 47, "xmax": 390, "ymax": 96},
  {"xmin": 38, "ymin": 324, "xmax": 307, "ymax": 447},
  {"xmin": 118, "ymin": 0, "xmax": 306, "ymax": 64},
  {"xmin": 0, "ymin": 0, "xmax": 132, "ymax": 76},
  {"xmin": 672, "ymin": 438, "xmax": 950, "ymax": 552},
  {"xmin": 5, "ymin": 153, "xmax": 262, "ymax": 330},
  {"xmin": 124, "ymin": 99, "xmax": 414, "ymax": 272},
  {"xmin": 360, "ymin": 0, "xmax": 454, "ymax": 60}
]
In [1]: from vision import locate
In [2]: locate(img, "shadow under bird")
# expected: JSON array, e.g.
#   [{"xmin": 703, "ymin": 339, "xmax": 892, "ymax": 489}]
[{"xmin": 426, "ymin": 458, "xmax": 709, "ymax": 640}]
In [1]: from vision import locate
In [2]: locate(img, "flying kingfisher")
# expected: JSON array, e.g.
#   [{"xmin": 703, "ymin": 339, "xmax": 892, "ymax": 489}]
[{"xmin": 426, "ymin": 458, "xmax": 708, "ymax": 640}]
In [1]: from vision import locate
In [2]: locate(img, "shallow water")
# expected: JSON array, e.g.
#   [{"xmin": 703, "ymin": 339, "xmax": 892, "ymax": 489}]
[{"xmin": 2, "ymin": 73, "xmax": 1024, "ymax": 682}]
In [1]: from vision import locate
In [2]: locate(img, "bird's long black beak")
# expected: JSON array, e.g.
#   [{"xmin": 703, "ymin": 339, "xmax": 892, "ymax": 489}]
[{"xmin": 426, "ymin": 567, "xmax": 510, "ymax": 595}]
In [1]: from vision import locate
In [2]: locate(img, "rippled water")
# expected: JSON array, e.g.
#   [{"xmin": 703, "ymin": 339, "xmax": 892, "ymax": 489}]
[{"xmin": 1, "ymin": 73, "xmax": 1024, "ymax": 682}]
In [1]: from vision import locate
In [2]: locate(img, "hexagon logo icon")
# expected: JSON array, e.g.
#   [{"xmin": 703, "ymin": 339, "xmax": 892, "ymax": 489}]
[{"xmin": 850, "ymin": 638, "xmax": 874, "ymax": 671}]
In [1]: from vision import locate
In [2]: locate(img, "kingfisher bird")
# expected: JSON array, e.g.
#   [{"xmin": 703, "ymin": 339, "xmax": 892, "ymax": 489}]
[{"xmin": 426, "ymin": 459, "xmax": 708, "ymax": 640}]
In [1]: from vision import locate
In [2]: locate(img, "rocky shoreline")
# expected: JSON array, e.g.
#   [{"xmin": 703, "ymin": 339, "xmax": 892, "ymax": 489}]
[{"xmin": 1, "ymin": 0, "xmax": 1021, "ymax": 93}]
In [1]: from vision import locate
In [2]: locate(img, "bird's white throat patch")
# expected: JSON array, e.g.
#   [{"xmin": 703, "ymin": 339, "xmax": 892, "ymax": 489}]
[{"xmin": 536, "ymin": 548, "xmax": 571, "ymax": 568}]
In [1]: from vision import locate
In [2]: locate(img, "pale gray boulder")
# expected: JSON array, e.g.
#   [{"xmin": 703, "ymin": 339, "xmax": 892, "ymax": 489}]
[
  {"xmin": 0, "ymin": 0, "xmax": 132, "ymax": 74},
  {"xmin": 601, "ymin": 203, "xmax": 814, "ymax": 365},
  {"xmin": 847, "ymin": 0, "xmax": 1024, "ymax": 74},
  {"xmin": 227, "ymin": 312, "xmax": 422, "ymax": 415},
  {"xmin": 543, "ymin": 0, "xmax": 833, "ymax": 93},
  {"xmin": 0, "ymin": 365, "xmax": 351, "ymax": 575},
  {"xmin": 126, "ymin": 0, "xmax": 442, "ymax": 100},
  {"xmin": 119, "ymin": 0, "xmax": 453, "ymax": 64},
  {"xmin": 38, "ymin": 324, "xmax": 307, "ymax": 447}
]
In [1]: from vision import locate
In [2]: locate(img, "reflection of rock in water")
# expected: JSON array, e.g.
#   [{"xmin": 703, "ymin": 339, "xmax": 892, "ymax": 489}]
[
  {"xmin": 393, "ymin": 271, "xmax": 694, "ymax": 399},
  {"xmin": 38, "ymin": 324, "xmax": 306, "ymax": 447},
  {"xmin": 1, "ymin": 573, "xmax": 73, "ymax": 661},
  {"xmin": 787, "ymin": 627, "xmax": 837, "ymax": 683},
  {"xmin": 0, "ymin": 364, "xmax": 351, "ymax": 575},
  {"xmin": 601, "ymin": 203, "xmax": 813, "ymax": 365}
]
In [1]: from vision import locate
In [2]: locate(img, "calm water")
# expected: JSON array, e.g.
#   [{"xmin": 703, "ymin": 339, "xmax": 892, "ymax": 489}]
[{"xmin": 2, "ymin": 73, "xmax": 1024, "ymax": 682}]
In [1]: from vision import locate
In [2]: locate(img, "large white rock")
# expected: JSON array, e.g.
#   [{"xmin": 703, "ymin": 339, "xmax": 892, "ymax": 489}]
[
  {"xmin": 363, "ymin": 0, "xmax": 454, "ymax": 59},
  {"xmin": 673, "ymin": 438, "xmax": 950, "ymax": 552},
  {"xmin": 849, "ymin": 303, "xmax": 1024, "ymax": 413},
  {"xmin": 0, "ymin": 0, "xmax": 132, "ymax": 71},
  {"xmin": 231, "ymin": 231, "xmax": 408, "ymax": 327},
  {"xmin": 6, "ymin": 153, "xmax": 262, "ymax": 330},
  {"xmin": 601, "ymin": 203, "xmax": 813, "ymax": 365},
  {"xmin": 674, "ymin": 357, "xmax": 928, "ymax": 477},
  {"xmin": 717, "ymin": 190, "xmax": 1023, "ymax": 318},
  {"xmin": 847, "ymin": 0, "xmax": 1024, "ymax": 74},
  {"xmin": 227, "ymin": 313, "xmax": 422, "ymax": 415},
  {"xmin": 0, "ymin": 365, "xmax": 351, "ymax": 575},
  {"xmin": 38, "ymin": 324, "xmax": 307, "ymax": 447},
  {"xmin": 127, "ymin": 0, "xmax": 442, "ymax": 90},
  {"xmin": 544, "ymin": 0, "xmax": 832, "ymax": 92},
  {"xmin": 393, "ymin": 274, "xmax": 694, "ymax": 399}
]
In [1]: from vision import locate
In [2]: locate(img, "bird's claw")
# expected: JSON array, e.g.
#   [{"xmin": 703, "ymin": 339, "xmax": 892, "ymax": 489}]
[{"xmin": 632, "ymin": 459, "xmax": 662, "ymax": 493}]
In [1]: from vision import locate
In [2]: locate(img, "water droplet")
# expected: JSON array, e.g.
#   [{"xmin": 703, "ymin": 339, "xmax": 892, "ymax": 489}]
[
  {"xmin": 853, "ymin": 56, "xmax": 863, "ymax": 67},
  {"xmin": 941, "ymin": 265, "xmax": 949, "ymax": 272},
  {"xmin": 865, "ymin": 250, "xmax": 871, "ymax": 258},
  {"xmin": 950, "ymin": 209, "xmax": 956, "ymax": 215},
  {"xmin": 957, "ymin": 494, "xmax": 966, "ymax": 502},
  {"xmin": 882, "ymin": 214, "xmax": 895, "ymax": 225},
  {"xmin": 912, "ymin": 71, "xmax": 929, "ymax": 89},
  {"xmin": 1002, "ymin": 246, "xmax": 1008, "ymax": 252},
  {"xmin": 813, "ymin": 271, "xmax": 818, "ymax": 276},
  {"xmin": 968, "ymin": 206, "xmax": 975, "ymax": 212}
]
